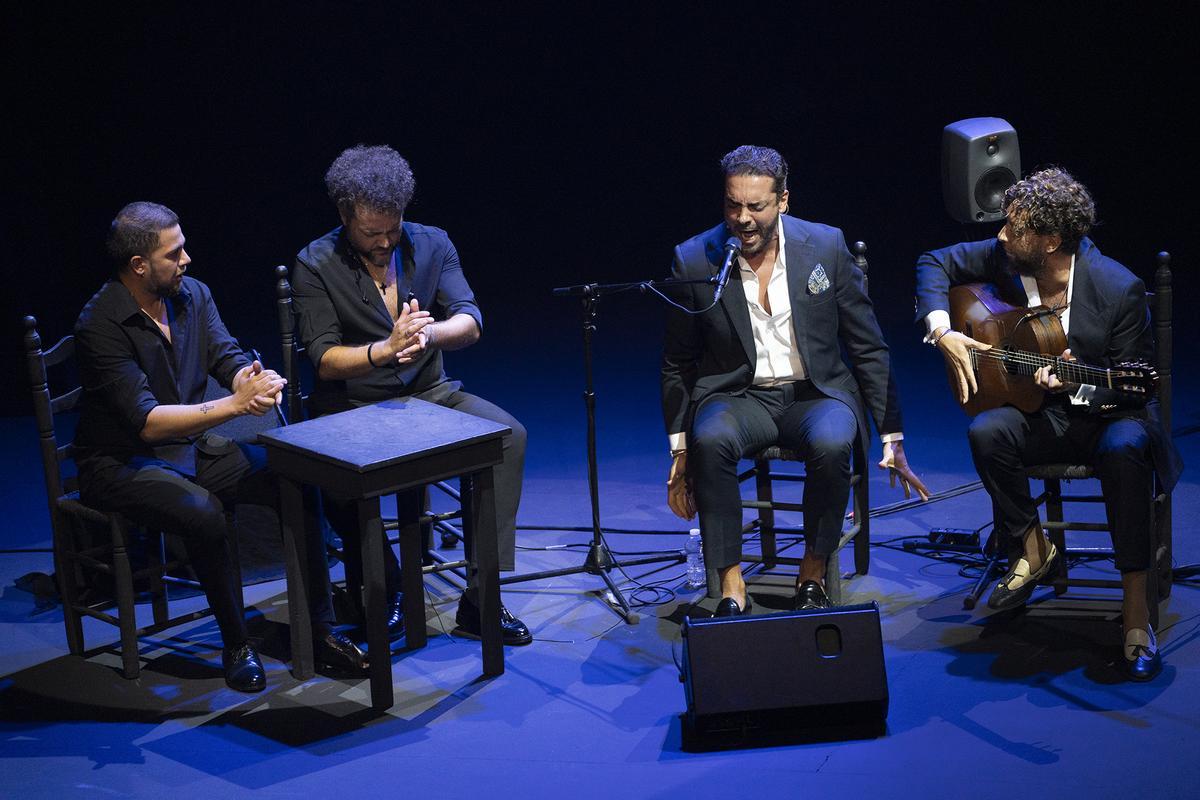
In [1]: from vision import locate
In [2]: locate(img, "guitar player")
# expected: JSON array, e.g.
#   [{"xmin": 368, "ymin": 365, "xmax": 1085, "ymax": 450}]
[{"xmin": 914, "ymin": 167, "xmax": 1183, "ymax": 681}]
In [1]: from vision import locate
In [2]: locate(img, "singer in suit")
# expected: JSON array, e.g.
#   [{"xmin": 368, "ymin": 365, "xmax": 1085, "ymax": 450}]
[
  {"xmin": 915, "ymin": 167, "xmax": 1183, "ymax": 680},
  {"xmin": 662, "ymin": 146, "xmax": 927, "ymax": 616},
  {"xmin": 291, "ymin": 144, "xmax": 531, "ymax": 645}
]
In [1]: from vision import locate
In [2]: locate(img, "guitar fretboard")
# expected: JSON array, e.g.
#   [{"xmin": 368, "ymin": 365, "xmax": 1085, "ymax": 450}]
[{"xmin": 970, "ymin": 349, "xmax": 1115, "ymax": 388}]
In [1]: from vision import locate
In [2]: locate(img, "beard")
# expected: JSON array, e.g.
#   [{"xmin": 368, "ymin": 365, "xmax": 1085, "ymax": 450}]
[
  {"xmin": 737, "ymin": 215, "xmax": 779, "ymax": 257},
  {"xmin": 1007, "ymin": 248, "xmax": 1049, "ymax": 278},
  {"xmin": 355, "ymin": 243, "xmax": 394, "ymax": 268},
  {"xmin": 152, "ymin": 274, "xmax": 183, "ymax": 298}
]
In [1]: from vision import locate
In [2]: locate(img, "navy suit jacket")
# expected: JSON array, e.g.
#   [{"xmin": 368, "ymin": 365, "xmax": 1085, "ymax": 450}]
[
  {"xmin": 915, "ymin": 236, "xmax": 1183, "ymax": 490},
  {"xmin": 661, "ymin": 215, "xmax": 902, "ymax": 450}
]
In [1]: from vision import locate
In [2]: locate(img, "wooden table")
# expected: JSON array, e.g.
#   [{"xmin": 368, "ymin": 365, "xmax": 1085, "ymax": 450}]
[{"xmin": 257, "ymin": 397, "xmax": 509, "ymax": 708}]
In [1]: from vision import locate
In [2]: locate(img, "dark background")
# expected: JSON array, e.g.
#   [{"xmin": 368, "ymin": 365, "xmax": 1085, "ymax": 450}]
[{"xmin": 4, "ymin": 3, "xmax": 1191, "ymax": 444}]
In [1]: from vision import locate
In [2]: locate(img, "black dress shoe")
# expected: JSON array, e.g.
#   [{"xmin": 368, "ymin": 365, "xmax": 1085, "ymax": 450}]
[
  {"xmin": 222, "ymin": 642, "xmax": 266, "ymax": 693},
  {"xmin": 713, "ymin": 594, "xmax": 752, "ymax": 617},
  {"xmin": 315, "ymin": 630, "xmax": 368, "ymax": 673},
  {"xmin": 1126, "ymin": 628, "xmax": 1163, "ymax": 682},
  {"xmin": 386, "ymin": 592, "xmax": 405, "ymax": 638},
  {"xmin": 987, "ymin": 542, "xmax": 1059, "ymax": 611},
  {"xmin": 455, "ymin": 594, "xmax": 533, "ymax": 646},
  {"xmin": 795, "ymin": 580, "xmax": 831, "ymax": 611}
]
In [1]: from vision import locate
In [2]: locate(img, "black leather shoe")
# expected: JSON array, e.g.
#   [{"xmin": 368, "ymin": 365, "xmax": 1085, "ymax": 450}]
[
  {"xmin": 987, "ymin": 542, "xmax": 1059, "ymax": 611},
  {"xmin": 315, "ymin": 630, "xmax": 368, "ymax": 673},
  {"xmin": 386, "ymin": 592, "xmax": 405, "ymax": 638},
  {"xmin": 222, "ymin": 642, "xmax": 266, "ymax": 693},
  {"xmin": 795, "ymin": 580, "xmax": 831, "ymax": 611},
  {"xmin": 713, "ymin": 594, "xmax": 752, "ymax": 617},
  {"xmin": 455, "ymin": 594, "xmax": 533, "ymax": 646},
  {"xmin": 1126, "ymin": 628, "xmax": 1162, "ymax": 682}
]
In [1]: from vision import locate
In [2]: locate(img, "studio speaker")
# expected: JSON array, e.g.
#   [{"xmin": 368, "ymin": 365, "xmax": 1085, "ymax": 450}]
[
  {"xmin": 941, "ymin": 117, "xmax": 1020, "ymax": 223},
  {"xmin": 680, "ymin": 602, "xmax": 888, "ymax": 747}
]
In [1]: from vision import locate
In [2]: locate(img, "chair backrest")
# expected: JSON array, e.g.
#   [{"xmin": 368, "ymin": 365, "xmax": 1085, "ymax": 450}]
[
  {"xmin": 23, "ymin": 316, "xmax": 80, "ymax": 521},
  {"xmin": 1151, "ymin": 252, "xmax": 1172, "ymax": 436},
  {"xmin": 851, "ymin": 240, "xmax": 868, "ymax": 294},
  {"xmin": 275, "ymin": 265, "xmax": 307, "ymax": 424}
]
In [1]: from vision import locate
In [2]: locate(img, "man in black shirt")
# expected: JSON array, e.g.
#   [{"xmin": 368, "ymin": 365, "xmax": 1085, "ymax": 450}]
[
  {"xmin": 292, "ymin": 145, "xmax": 531, "ymax": 645},
  {"xmin": 75, "ymin": 202, "xmax": 365, "ymax": 691}
]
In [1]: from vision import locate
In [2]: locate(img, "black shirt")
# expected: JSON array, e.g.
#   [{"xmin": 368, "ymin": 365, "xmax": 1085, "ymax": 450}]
[
  {"xmin": 292, "ymin": 223, "xmax": 483, "ymax": 413},
  {"xmin": 73, "ymin": 276, "xmax": 250, "ymax": 478}
]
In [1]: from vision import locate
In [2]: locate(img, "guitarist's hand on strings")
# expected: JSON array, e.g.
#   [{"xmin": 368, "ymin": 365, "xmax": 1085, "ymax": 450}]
[
  {"xmin": 1035, "ymin": 348, "xmax": 1078, "ymax": 394},
  {"xmin": 877, "ymin": 440, "xmax": 930, "ymax": 502},
  {"xmin": 934, "ymin": 328, "xmax": 991, "ymax": 405}
]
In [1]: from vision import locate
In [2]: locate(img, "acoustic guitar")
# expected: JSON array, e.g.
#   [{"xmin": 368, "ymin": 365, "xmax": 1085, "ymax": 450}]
[{"xmin": 946, "ymin": 283, "xmax": 1156, "ymax": 416}]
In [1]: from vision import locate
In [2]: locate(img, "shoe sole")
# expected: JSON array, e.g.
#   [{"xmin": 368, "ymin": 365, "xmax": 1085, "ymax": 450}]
[{"xmin": 451, "ymin": 626, "xmax": 534, "ymax": 647}]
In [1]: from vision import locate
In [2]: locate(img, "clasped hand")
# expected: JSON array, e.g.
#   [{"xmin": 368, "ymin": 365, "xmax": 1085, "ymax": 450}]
[
  {"xmin": 387, "ymin": 299, "xmax": 433, "ymax": 364},
  {"xmin": 232, "ymin": 360, "xmax": 286, "ymax": 416}
]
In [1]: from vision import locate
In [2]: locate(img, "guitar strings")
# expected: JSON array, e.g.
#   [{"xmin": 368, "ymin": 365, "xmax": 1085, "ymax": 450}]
[{"xmin": 969, "ymin": 349, "xmax": 1148, "ymax": 388}]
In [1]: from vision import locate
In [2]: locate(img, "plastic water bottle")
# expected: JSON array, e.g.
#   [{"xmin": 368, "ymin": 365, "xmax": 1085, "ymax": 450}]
[{"xmin": 685, "ymin": 528, "xmax": 705, "ymax": 589}]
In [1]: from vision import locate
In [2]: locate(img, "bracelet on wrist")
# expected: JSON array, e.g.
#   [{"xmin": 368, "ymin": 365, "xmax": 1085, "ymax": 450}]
[
  {"xmin": 670, "ymin": 448, "xmax": 687, "ymax": 458},
  {"xmin": 930, "ymin": 327, "xmax": 951, "ymax": 347},
  {"xmin": 366, "ymin": 341, "xmax": 380, "ymax": 368}
]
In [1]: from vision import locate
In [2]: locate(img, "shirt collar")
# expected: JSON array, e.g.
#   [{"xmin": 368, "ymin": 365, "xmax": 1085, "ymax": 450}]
[{"xmin": 108, "ymin": 277, "xmax": 192, "ymax": 324}]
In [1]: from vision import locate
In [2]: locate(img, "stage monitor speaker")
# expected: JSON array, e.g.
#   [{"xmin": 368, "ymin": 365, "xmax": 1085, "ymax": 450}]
[
  {"xmin": 942, "ymin": 117, "xmax": 1020, "ymax": 223},
  {"xmin": 680, "ymin": 602, "xmax": 887, "ymax": 748}
]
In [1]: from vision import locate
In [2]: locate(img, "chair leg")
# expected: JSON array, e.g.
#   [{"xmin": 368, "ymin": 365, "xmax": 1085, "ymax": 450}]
[
  {"xmin": 1042, "ymin": 478, "xmax": 1069, "ymax": 596},
  {"xmin": 148, "ymin": 532, "xmax": 168, "ymax": 627},
  {"xmin": 755, "ymin": 460, "xmax": 777, "ymax": 567},
  {"xmin": 825, "ymin": 551, "xmax": 842, "ymax": 605},
  {"xmin": 110, "ymin": 521, "xmax": 141, "ymax": 679},
  {"xmin": 54, "ymin": 515, "xmax": 85, "ymax": 656},
  {"xmin": 853, "ymin": 472, "xmax": 870, "ymax": 577}
]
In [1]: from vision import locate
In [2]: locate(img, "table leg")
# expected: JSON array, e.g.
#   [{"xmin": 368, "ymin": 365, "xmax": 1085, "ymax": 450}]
[
  {"xmin": 463, "ymin": 469, "xmax": 504, "ymax": 677},
  {"xmin": 279, "ymin": 474, "xmax": 313, "ymax": 680},
  {"xmin": 396, "ymin": 488, "xmax": 427, "ymax": 650},
  {"xmin": 358, "ymin": 497, "xmax": 393, "ymax": 709}
]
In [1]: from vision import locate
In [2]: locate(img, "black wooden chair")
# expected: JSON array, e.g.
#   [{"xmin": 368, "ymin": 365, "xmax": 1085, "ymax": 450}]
[
  {"xmin": 24, "ymin": 316, "xmax": 212, "ymax": 678},
  {"xmin": 963, "ymin": 252, "xmax": 1174, "ymax": 625},
  {"xmin": 703, "ymin": 242, "xmax": 874, "ymax": 605}
]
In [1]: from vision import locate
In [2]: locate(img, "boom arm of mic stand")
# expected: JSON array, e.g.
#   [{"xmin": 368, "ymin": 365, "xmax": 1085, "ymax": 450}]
[{"xmin": 551, "ymin": 276, "xmax": 717, "ymax": 298}]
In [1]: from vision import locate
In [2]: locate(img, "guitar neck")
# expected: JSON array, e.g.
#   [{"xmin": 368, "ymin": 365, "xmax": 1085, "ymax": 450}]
[{"xmin": 971, "ymin": 349, "xmax": 1116, "ymax": 388}]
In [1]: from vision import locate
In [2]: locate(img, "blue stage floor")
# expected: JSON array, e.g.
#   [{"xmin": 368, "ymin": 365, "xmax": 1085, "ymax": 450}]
[{"xmin": 2, "ymin": 347, "xmax": 1198, "ymax": 798}]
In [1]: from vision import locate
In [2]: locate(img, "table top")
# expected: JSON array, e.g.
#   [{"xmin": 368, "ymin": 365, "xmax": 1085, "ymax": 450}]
[{"xmin": 257, "ymin": 397, "xmax": 510, "ymax": 473}]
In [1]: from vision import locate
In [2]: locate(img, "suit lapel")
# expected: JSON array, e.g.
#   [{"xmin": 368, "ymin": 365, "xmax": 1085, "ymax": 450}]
[
  {"xmin": 784, "ymin": 217, "xmax": 814, "ymax": 359},
  {"xmin": 1065, "ymin": 246, "xmax": 1095, "ymax": 354}
]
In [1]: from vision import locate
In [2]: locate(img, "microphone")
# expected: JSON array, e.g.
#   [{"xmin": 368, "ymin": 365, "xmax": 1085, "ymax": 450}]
[{"xmin": 711, "ymin": 236, "xmax": 742, "ymax": 303}]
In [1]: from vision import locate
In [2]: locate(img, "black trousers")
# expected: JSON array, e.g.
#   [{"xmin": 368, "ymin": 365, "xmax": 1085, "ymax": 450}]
[
  {"xmin": 689, "ymin": 382, "xmax": 858, "ymax": 570},
  {"xmin": 967, "ymin": 405, "xmax": 1154, "ymax": 572},
  {"xmin": 82, "ymin": 438, "xmax": 333, "ymax": 645},
  {"xmin": 323, "ymin": 383, "xmax": 527, "ymax": 601}
]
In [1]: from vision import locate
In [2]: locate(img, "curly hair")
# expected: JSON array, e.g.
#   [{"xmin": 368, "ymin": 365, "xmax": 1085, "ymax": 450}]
[
  {"xmin": 1002, "ymin": 167, "xmax": 1096, "ymax": 252},
  {"xmin": 106, "ymin": 201, "xmax": 179, "ymax": 274},
  {"xmin": 324, "ymin": 144, "xmax": 416, "ymax": 218},
  {"xmin": 720, "ymin": 145, "xmax": 788, "ymax": 198}
]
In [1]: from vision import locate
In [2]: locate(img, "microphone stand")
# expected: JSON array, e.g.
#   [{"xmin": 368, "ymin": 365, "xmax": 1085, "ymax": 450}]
[{"xmin": 497, "ymin": 275, "xmax": 714, "ymax": 623}]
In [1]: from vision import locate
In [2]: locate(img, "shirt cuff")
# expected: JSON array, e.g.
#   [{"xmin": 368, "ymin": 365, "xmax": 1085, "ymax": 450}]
[
  {"xmin": 923, "ymin": 310, "xmax": 952, "ymax": 342},
  {"xmin": 881, "ymin": 432, "xmax": 904, "ymax": 444},
  {"xmin": 1069, "ymin": 384, "xmax": 1096, "ymax": 406},
  {"xmin": 668, "ymin": 432, "xmax": 687, "ymax": 452}
]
